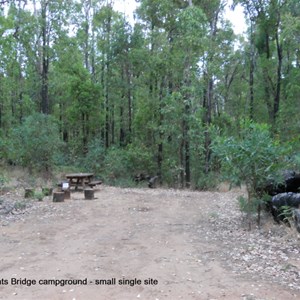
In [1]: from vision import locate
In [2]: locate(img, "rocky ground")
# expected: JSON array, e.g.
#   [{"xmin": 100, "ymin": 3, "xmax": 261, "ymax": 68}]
[{"xmin": 0, "ymin": 184, "xmax": 299, "ymax": 300}]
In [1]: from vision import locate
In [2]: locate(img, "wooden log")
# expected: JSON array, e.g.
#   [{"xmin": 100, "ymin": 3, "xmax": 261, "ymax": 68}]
[
  {"xmin": 84, "ymin": 188, "xmax": 94, "ymax": 200},
  {"xmin": 53, "ymin": 192, "xmax": 65, "ymax": 202},
  {"xmin": 25, "ymin": 188, "xmax": 35, "ymax": 198},
  {"xmin": 64, "ymin": 189, "xmax": 71, "ymax": 200}
]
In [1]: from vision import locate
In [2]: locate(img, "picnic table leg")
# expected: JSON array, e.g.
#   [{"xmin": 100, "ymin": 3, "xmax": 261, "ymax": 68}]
[{"xmin": 75, "ymin": 178, "xmax": 80, "ymax": 190}]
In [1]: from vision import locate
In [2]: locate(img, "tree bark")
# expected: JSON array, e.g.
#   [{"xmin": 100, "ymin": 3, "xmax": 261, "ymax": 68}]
[
  {"xmin": 157, "ymin": 78, "xmax": 164, "ymax": 185},
  {"xmin": 249, "ymin": 20, "xmax": 255, "ymax": 120},
  {"xmin": 274, "ymin": 23, "xmax": 282, "ymax": 125},
  {"xmin": 202, "ymin": 9, "xmax": 219, "ymax": 175},
  {"xmin": 203, "ymin": 75, "xmax": 213, "ymax": 174},
  {"xmin": 126, "ymin": 60, "xmax": 132, "ymax": 142},
  {"xmin": 53, "ymin": 192, "xmax": 64, "ymax": 202},
  {"xmin": 41, "ymin": 0, "xmax": 49, "ymax": 114},
  {"xmin": 104, "ymin": 7, "xmax": 112, "ymax": 149},
  {"xmin": 84, "ymin": 188, "xmax": 94, "ymax": 200},
  {"xmin": 184, "ymin": 103, "xmax": 190, "ymax": 188},
  {"xmin": 83, "ymin": 0, "xmax": 91, "ymax": 71}
]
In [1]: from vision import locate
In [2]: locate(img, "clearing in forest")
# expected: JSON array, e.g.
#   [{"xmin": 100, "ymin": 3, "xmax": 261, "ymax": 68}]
[{"xmin": 0, "ymin": 186, "xmax": 299, "ymax": 300}]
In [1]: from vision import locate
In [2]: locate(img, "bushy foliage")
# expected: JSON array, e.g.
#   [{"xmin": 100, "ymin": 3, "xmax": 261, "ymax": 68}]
[
  {"xmin": 102, "ymin": 147, "xmax": 132, "ymax": 184},
  {"xmin": 0, "ymin": 174, "xmax": 8, "ymax": 192},
  {"xmin": 126, "ymin": 143, "xmax": 156, "ymax": 174},
  {"xmin": 195, "ymin": 172, "xmax": 219, "ymax": 190},
  {"xmin": 102, "ymin": 144, "xmax": 156, "ymax": 185},
  {"xmin": 212, "ymin": 121, "xmax": 285, "ymax": 229},
  {"xmin": 79, "ymin": 137, "xmax": 106, "ymax": 174},
  {"xmin": 5, "ymin": 113, "xmax": 63, "ymax": 172}
]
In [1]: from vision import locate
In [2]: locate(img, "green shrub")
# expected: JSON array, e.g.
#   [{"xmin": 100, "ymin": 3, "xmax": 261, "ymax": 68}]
[
  {"xmin": 0, "ymin": 174, "xmax": 8, "ymax": 189},
  {"xmin": 34, "ymin": 191, "xmax": 44, "ymax": 201},
  {"xmin": 212, "ymin": 120, "xmax": 285, "ymax": 229},
  {"xmin": 6, "ymin": 113, "xmax": 64, "ymax": 172},
  {"xmin": 238, "ymin": 195, "xmax": 264, "ymax": 214},
  {"xmin": 278, "ymin": 205, "xmax": 294, "ymax": 223},
  {"xmin": 14, "ymin": 201, "xmax": 27, "ymax": 210},
  {"xmin": 102, "ymin": 147, "xmax": 132, "ymax": 182},
  {"xmin": 195, "ymin": 172, "xmax": 219, "ymax": 190},
  {"xmin": 126, "ymin": 143, "xmax": 156, "ymax": 175},
  {"xmin": 80, "ymin": 137, "xmax": 105, "ymax": 174},
  {"xmin": 102, "ymin": 144, "xmax": 156, "ymax": 186}
]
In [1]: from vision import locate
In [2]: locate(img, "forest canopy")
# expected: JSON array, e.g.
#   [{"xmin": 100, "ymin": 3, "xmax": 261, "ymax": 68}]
[{"xmin": 0, "ymin": 0, "xmax": 300, "ymax": 189}]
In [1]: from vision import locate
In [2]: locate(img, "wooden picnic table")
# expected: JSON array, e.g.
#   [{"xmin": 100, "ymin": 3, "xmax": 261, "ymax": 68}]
[{"xmin": 65, "ymin": 173, "xmax": 94, "ymax": 190}]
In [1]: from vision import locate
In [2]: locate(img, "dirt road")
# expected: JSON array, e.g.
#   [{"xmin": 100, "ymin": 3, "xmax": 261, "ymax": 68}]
[{"xmin": 0, "ymin": 186, "xmax": 299, "ymax": 300}]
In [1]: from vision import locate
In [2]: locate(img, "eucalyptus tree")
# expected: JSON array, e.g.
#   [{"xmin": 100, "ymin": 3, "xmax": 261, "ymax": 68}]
[
  {"xmin": 234, "ymin": 0, "xmax": 290, "ymax": 127},
  {"xmin": 134, "ymin": 0, "xmax": 173, "ymax": 183},
  {"xmin": 276, "ymin": 0, "xmax": 300, "ymax": 142},
  {"xmin": 182, "ymin": 0, "xmax": 236, "ymax": 179},
  {"xmin": 135, "ymin": 0, "xmax": 237, "ymax": 187},
  {"xmin": 0, "ymin": 1, "xmax": 39, "ymax": 131},
  {"xmin": 173, "ymin": 4, "xmax": 208, "ymax": 186},
  {"xmin": 37, "ymin": 0, "xmax": 74, "ymax": 114},
  {"xmin": 92, "ymin": 4, "xmax": 134, "ymax": 149},
  {"xmin": 110, "ymin": 18, "xmax": 133, "ymax": 146}
]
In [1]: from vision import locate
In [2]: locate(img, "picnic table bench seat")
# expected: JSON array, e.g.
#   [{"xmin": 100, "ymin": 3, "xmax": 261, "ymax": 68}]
[{"xmin": 87, "ymin": 180, "xmax": 102, "ymax": 188}]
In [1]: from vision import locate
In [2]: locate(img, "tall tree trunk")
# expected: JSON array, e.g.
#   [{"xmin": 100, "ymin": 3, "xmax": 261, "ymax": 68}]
[
  {"xmin": 274, "ymin": 25, "xmax": 282, "ymax": 125},
  {"xmin": 184, "ymin": 102, "xmax": 190, "ymax": 188},
  {"xmin": 100, "ymin": 56, "xmax": 106, "ymax": 144},
  {"xmin": 203, "ymin": 9, "xmax": 219, "ymax": 174},
  {"xmin": 261, "ymin": 30, "xmax": 274, "ymax": 122},
  {"xmin": 120, "ymin": 67, "xmax": 126, "ymax": 146},
  {"xmin": 83, "ymin": 0, "xmax": 91, "ymax": 71},
  {"xmin": 126, "ymin": 60, "xmax": 132, "ymax": 142},
  {"xmin": 119, "ymin": 104, "xmax": 125, "ymax": 146},
  {"xmin": 41, "ymin": 0, "xmax": 49, "ymax": 114},
  {"xmin": 183, "ymin": 56, "xmax": 191, "ymax": 188},
  {"xmin": 104, "ymin": 7, "xmax": 112, "ymax": 149},
  {"xmin": 105, "ymin": 81, "xmax": 109, "ymax": 148},
  {"xmin": 179, "ymin": 138, "xmax": 184, "ymax": 188},
  {"xmin": 91, "ymin": 29, "xmax": 96, "ymax": 81},
  {"xmin": 249, "ymin": 20, "xmax": 255, "ymax": 120},
  {"xmin": 157, "ymin": 78, "xmax": 165, "ymax": 185},
  {"xmin": 19, "ymin": 91, "xmax": 23, "ymax": 123},
  {"xmin": 111, "ymin": 102, "xmax": 115, "ymax": 145},
  {"xmin": 203, "ymin": 74, "xmax": 213, "ymax": 174},
  {"xmin": 82, "ymin": 112, "xmax": 87, "ymax": 152},
  {"xmin": 59, "ymin": 103, "xmax": 68, "ymax": 142}
]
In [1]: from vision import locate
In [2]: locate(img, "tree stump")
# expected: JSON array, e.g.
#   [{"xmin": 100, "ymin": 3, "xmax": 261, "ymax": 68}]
[
  {"xmin": 25, "ymin": 188, "xmax": 35, "ymax": 198},
  {"xmin": 84, "ymin": 188, "xmax": 94, "ymax": 200},
  {"xmin": 64, "ymin": 189, "xmax": 71, "ymax": 200},
  {"xmin": 53, "ymin": 192, "xmax": 64, "ymax": 202}
]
